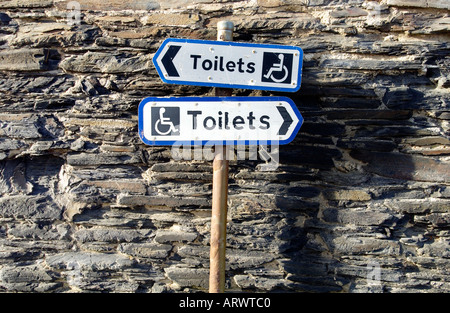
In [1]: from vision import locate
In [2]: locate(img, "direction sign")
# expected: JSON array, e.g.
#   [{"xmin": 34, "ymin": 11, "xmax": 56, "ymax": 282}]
[
  {"xmin": 138, "ymin": 96, "xmax": 303, "ymax": 145},
  {"xmin": 153, "ymin": 38, "xmax": 303, "ymax": 92}
]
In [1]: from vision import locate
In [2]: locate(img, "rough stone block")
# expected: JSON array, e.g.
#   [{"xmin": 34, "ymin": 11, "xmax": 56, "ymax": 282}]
[
  {"xmin": 418, "ymin": 238, "xmax": 450, "ymax": 258},
  {"xmin": 0, "ymin": 49, "xmax": 48, "ymax": 71},
  {"xmin": 7, "ymin": 223, "xmax": 70, "ymax": 240},
  {"xmin": 386, "ymin": 199, "xmax": 450, "ymax": 214},
  {"xmin": 118, "ymin": 242, "xmax": 172, "ymax": 259},
  {"xmin": 387, "ymin": 0, "xmax": 449, "ymax": 9},
  {"xmin": 0, "ymin": 195, "xmax": 62, "ymax": 221},
  {"xmin": 0, "ymin": 0, "xmax": 53, "ymax": 8},
  {"xmin": 67, "ymin": 152, "xmax": 144, "ymax": 166},
  {"xmin": 73, "ymin": 228, "xmax": 151, "ymax": 243},
  {"xmin": 414, "ymin": 213, "xmax": 450, "ymax": 227},
  {"xmin": 87, "ymin": 180, "xmax": 147, "ymax": 194},
  {"xmin": 0, "ymin": 158, "xmax": 32, "ymax": 194},
  {"xmin": 331, "ymin": 236, "xmax": 401, "ymax": 256},
  {"xmin": 0, "ymin": 119, "xmax": 41, "ymax": 139},
  {"xmin": 351, "ymin": 151, "xmax": 450, "ymax": 183},
  {"xmin": 233, "ymin": 274, "xmax": 289, "ymax": 291},
  {"xmin": 117, "ymin": 194, "xmax": 211, "ymax": 208},
  {"xmin": 0, "ymin": 263, "xmax": 53, "ymax": 284},
  {"xmin": 142, "ymin": 13, "xmax": 200, "ymax": 26},
  {"xmin": 45, "ymin": 251, "xmax": 135, "ymax": 271},
  {"xmin": 323, "ymin": 189, "xmax": 371, "ymax": 201},
  {"xmin": 0, "ymin": 263, "xmax": 61, "ymax": 292},
  {"xmin": 59, "ymin": 51, "xmax": 152, "ymax": 74},
  {"xmin": 164, "ymin": 267, "xmax": 209, "ymax": 289},
  {"xmin": 227, "ymin": 249, "xmax": 274, "ymax": 270},
  {"xmin": 54, "ymin": 0, "xmax": 160, "ymax": 10},
  {"xmin": 320, "ymin": 57, "xmax": 423, "ymax": 71},
  {"xmin": 154, "ymin": 230, "xmax": 198, "ymax": 243},
  {"xmin": 321, "ymin": 208, "xmax": 397, "ymax": 226}
]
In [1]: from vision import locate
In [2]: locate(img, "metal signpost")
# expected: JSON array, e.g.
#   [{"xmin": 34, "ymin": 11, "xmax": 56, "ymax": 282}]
[
  {"xmin": 139, "ymin": 21, "xmax": 304, "ymax": 293},
  {"xmin": 153, "ymin": 38, "xmax": 303, "ymax": 92}
]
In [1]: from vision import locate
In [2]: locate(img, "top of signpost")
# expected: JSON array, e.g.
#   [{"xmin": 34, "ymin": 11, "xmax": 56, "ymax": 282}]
[
  {"xmin": 217, "ymin": 21, "xmax": 234, "ymax": 41},
  {"xmin": 217, "ymin": 21, "xmax": 234, "ymax": 31}
]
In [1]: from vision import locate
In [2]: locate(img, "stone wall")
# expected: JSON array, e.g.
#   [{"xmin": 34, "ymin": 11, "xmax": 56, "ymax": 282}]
[{"xmin": 0, "ymin": 0, "xmax": 449, "ymax": 293}]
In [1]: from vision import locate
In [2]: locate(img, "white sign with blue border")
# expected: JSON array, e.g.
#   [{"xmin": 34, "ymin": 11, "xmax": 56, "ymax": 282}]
[
  {"xmin": 153, "ymin": 38, "xmax": 303, "ymax": 92},
  {"xmin": 138, "ymin": 96, "xmax": 303, "ymax": 146}
]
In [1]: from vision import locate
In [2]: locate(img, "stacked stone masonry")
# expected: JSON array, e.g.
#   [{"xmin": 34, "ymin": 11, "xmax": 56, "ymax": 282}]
[{"xmin": 0, "ymin": 0, "xmax": 449, "ymax": 293}]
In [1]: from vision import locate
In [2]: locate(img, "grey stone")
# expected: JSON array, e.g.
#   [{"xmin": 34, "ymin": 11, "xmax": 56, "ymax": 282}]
[
  {"xmin": 0, "ymin": 244, "xmax": 43, "ymax": 264},
  {"xmin": 0, "ymin": 263, "xmax": 53, "ymax": 283},
  {"xmin": 118, "ymin": 242, "xmax": 172, "ymax": 259},
  {"xmin": 59, "ymin": 51, "xmax": 152, "ymax": 74},
  {"xmin": 387, "ymin": 199, "xmax": 450, "ymax": 214},
  {"xmin": 45, "ymin": 251, "xmax": 135, "ymax": 271},
  {"xmin": 320, "ymin": 58, "xmax": 423, "ymax": 71},
  {"xmin": 150, "ymin": 171, "xmax": 213, "ymax": 182},
  {"xmin": 164, "ymin": 267, "xmax": 209, "ymax": 289},
  {"xmin": 321, "ymin": 208, "xmax": 398, "ymax": 226},
  {"xmin": 73, "ymin": 228, "xmax": 151, "ymax": 243},
  {"xmin": 176, "ymin": 244, "xmax": 209, "ymax": 261},
  {"xmin": 414, "ymin": 213, "xmax": 450, "ymax": 227},
  {"xmin": 151, "ymin": 162, "xmax": 212, "ymax": 173},
  {"xmin": 0, "ymin": 138, "xmax": 26, "ymax": 152},
  {"xmin": 0, "ymin": 0, "xmax": 54, "ymax": 8},
  {"xmin": 351, "ymin": 151, "xmax": 450, "ymax": 183},
  {"xmin": 233, "ymin": 274, "xmax": 290, "ymax": 291},
  {"xmin": 0, "ymin": 263, "xmax": 61, "ymax": 292},
  {"xmin": 54, "ymin": 0, "xmax": 161, "ymax": 11},
  {"xmin": 117, "ymin": 194, "xmax": 211, "ymax": 208},
  {"xmin": 227, "ymin": 249, "xmax": 274, "ymax": 270},
  {"xmin": 387, "ymin": 0, "xmax": 449, "ymax": 9},
  {"xmin": 67, "ymin": 152, "xmax": 145, "ymax": 166},
  {"xmin": 0, "ymin": 195, "xmax": 62, "ymax": 221},
  {"xmin": 0, "ymin": 158, "xmax": 33, "ymax": 194},
  {"xmin": 0, "ymin": 116, "xmax": 41, "ymax": 139},
  {"xmin": 154, "ymin": 230, "xmax": 198, "ymax": 243},
  {"xmin": 329, "ymin": 236, "xmax": 402, "ymax": 256},
  {"xmin": 330, "ymin": 7, "xmax": 368, "ymax": 18},
  {"xmin": 0, "ymin": 49, "xmax": 48, "ymax": 71},
  {"xmin": 7, "ymin": 223, "xmax": 70, "ymax": 240}
]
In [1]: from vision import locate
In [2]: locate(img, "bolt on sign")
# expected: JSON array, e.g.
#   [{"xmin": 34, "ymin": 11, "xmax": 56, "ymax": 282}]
[{"xmin": 153, "ymin": 38, "xmax": 303, "ymax": 93}]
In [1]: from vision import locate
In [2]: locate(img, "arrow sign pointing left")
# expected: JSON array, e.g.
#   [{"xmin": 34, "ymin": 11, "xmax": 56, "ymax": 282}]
[
  {"xmin": 138, "ymin": 96, "xmax": 303, "ymax": 146},
  {"xmin": 153, "ymin": 38, "xmax": 303, "ymax": 92}
]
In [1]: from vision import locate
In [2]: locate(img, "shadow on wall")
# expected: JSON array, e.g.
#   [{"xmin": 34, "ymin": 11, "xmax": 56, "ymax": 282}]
[
  {"xmin": 265, "ymin": 76, "xmax": 450, "ymax": 292},
  {"xmin": 274, "ymin": 147, "xmax": 450, "ymax": 292},
  {"xmin": 351, "ymin": 150, "xmax": 450, "ymax": 184},
  {"xmin": 275, "ymin": 121, "xmax": 450, "ymax": 292}
]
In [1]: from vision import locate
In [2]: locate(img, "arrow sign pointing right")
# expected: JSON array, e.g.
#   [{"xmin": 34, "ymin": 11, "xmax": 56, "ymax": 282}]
[{"xmin": 138, "ymin": 96, "xmax": 303, "ymax": 146}]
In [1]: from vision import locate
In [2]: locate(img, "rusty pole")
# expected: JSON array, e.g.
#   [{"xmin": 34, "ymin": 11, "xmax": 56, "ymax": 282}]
[{"xmin": 209, "ymin": 20, "xmax": 233, "ymax": 293}]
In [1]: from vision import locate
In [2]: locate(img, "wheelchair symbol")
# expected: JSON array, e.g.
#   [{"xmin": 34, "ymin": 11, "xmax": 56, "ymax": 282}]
[
  {"xmin": 151, "ymin": 107, "xmax": 180, "ymax": 136},
  {"xmin": 263, "ymin": 54, "xmax": 289, "ymax": 83},
  {"xmin": 261, "ymin": 52, "xmax": 293, "ymax": 84}
]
